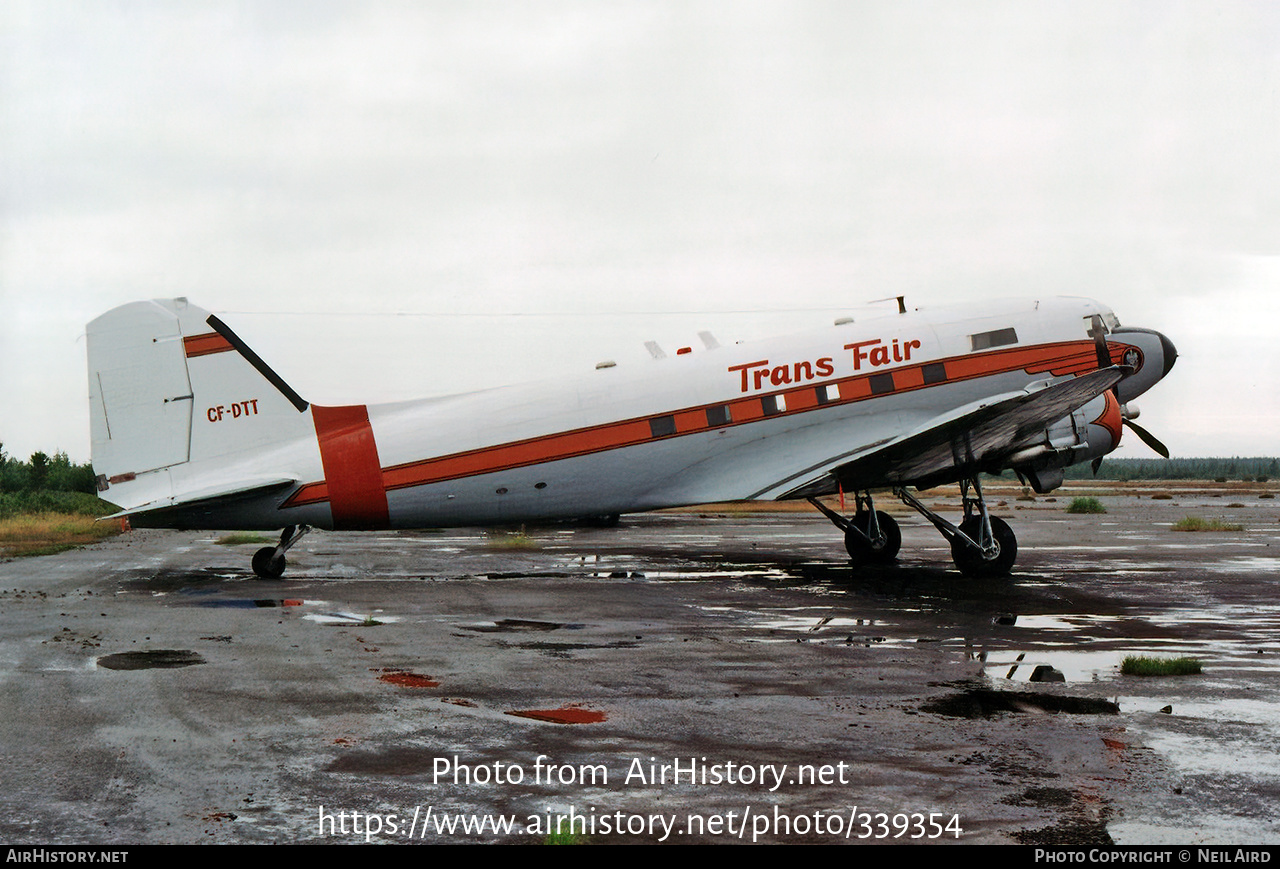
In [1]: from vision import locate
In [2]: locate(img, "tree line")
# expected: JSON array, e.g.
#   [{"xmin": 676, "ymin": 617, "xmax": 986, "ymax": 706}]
[
  {"xmin": 0, "ymin": 444, "xmax": 98, "ymax": 494},
  {"xmin": 1063, "ymin": 457, "xmax": 1277, "ymax": 482}
]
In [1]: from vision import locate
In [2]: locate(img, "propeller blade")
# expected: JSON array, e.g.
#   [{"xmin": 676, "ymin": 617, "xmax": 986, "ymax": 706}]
[
  {"xmin": 1091, "ymin": 456, "xmax": 1104, "ymax": 476},
  {"xmin": 1088, "ymin": 314, "xmax": 1124, "ymax": 399},
  {"xmin": 1089, "ymin": 314, "xmax": 1111, "ymax": 370},
  {"xmin": 1123, "ymin": 419, "xmax": 1170, "ymax": 458}
]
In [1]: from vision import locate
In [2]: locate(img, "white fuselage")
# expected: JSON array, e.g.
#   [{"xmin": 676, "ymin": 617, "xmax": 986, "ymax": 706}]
[{"xmin": 105, "ymin": 295, "xmax": 1165, "ymax": 531}]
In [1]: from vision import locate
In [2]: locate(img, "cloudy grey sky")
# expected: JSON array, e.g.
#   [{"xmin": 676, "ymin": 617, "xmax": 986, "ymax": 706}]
[{"xmin": 3, "ymin": 1, "xmax": 1278, "ymax": 463}]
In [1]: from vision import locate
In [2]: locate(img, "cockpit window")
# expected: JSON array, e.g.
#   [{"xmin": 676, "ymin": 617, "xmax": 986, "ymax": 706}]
[{"xmin": 970, "ymin": 328, "xmax": 1018, "ymax": 351}]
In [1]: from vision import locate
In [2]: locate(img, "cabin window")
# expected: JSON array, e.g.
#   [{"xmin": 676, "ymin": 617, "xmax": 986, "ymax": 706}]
[
  {"xmin": 969, "ymin": 327, "xmax": 1018, "ymax": 351},
  {"xmin": 922, "ymin": 362, "xmax": 947, "ymax": 385},
  {"xmin": 761, "ymin": 394, "xmax": 786, "ymax": 416},
  {"xmin": 816, "ymin": 384, "xmax": 840, "ymax": 405},
  {"xmin": 649, "ymin": 415, "xmax": 676, "ymax": 437},
  {"xmin": 706, "ymin": 405, "xmax": 731, "ymax": 427},
  {"xmin": 868, "ymin": 372, "xmax": 895, "ymax": 395}
]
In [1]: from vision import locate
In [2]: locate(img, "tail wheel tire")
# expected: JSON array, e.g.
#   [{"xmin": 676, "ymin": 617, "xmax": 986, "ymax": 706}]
[
  {"xmin": 844, "ymin": 510, "xmax": 901, "ymax": 563},
  {"xmin": 951, "ymin": 516, "xmax": 1017, "ymax": 577},
  {"xmin": 252, "ymin": 547, "xmax": 286, "ymax": 579}
]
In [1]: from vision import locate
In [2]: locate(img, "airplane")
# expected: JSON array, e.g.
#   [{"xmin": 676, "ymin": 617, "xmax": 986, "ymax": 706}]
[{"xmin": 85, "ymin": 296, "xmax": 1176, "ymax": 579}]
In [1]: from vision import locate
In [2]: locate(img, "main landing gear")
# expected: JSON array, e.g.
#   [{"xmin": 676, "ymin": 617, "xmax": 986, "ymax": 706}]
[
  {"xmin": 251, "ymin": 524, "xmax": 310, "ymax": 579},
  {"xmin": 811, "ymin": 477, "xmax": 1017, "ymax": 577},
  {"xmin": 807, "ymin": 492, "xmax": 902, "ymax": 565}
]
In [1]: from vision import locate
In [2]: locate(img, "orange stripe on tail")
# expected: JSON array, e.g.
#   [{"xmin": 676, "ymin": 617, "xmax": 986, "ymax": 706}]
[{"xmin": 183, "ymin": 332, "xmax": 234, "ymax": 357}]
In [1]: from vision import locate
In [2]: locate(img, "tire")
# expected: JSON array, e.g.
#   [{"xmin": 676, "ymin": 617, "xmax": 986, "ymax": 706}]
[
  {"xmin": 844, "ymin": 510, "xmax": 901, "ymax": 563},
  {"xmin": 252, "ymin": 546, "xmax": 286, "ymax": 579},
  {"xmin": 950, "ymin": 516, "xmax": 1017, "ymax": 577}
]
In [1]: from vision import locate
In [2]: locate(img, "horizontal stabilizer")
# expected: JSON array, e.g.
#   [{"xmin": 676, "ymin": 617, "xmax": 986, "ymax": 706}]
[{"xmin": 101, "ymin": 477, "xmax": 297, "ymax": 520}]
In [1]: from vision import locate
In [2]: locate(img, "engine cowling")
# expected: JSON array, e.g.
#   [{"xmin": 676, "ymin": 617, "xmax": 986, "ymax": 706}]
[
  {"xmin": 1112, "ymin": 327, "xmax": 1178, "ymax": 404},
  {"xmin": 1013, "ymin": 391, "xmax": 1123, "ymax": 494}
]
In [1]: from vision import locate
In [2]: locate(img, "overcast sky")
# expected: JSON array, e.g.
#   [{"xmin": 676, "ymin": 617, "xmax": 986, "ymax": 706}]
[{"xmin": 3, "ymin": 1, "xmax": 1278, "ymax": 464}]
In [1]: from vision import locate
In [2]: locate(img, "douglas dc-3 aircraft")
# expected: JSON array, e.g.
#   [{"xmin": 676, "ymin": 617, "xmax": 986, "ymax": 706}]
[{"xmin": 86, "ymin": 296, "xmax": 1175, "ymax": 578}]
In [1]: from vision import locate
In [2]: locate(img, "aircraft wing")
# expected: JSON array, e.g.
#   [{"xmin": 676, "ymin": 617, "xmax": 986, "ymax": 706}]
[{"xmin": 776, "ymin": 366, "xmax": 1126, "ymax": 499}]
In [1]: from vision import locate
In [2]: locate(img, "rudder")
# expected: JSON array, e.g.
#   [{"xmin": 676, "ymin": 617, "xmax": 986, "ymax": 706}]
[{"xmin": 88, "ymin": 299, "xmax": 196, "ymax": 485}]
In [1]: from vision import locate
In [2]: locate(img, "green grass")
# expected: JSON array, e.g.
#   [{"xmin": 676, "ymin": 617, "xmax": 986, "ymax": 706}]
[
  {"xmin": 485, "ymin": 528, "xmax": 539, "ymax": 549},
  {"xmin": 0, "ymin": 491, "xmax": 118, "ymax": 520},
  {"xmin": 0, "ymin": 511, "xmax": 123, "ymax": 557},
  {"xmin": 0, "ymin": 492, "xmax": 124, "ymax": 557},
  {"xmin": 215, "ymin": 533, "xmax": 276, "ymax": 546},
  {"xmin": 1121, "ymin": 655, "xmax": 1203, "ymax": 676},
  {"xmin": 1172, "ymin": 516, "xmax": 1244, "ymax": 532},
  {"xmin": 1065, "ymin": 497, "xmax": 1106, "ymax": 514},
  {"xmin": 543, "ymin": 830, "xmax": 586, "ymax": 845}
]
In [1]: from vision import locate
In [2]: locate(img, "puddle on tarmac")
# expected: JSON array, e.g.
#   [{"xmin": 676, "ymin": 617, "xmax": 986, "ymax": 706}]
[
  {"xmin": 1130, "ymin": 720, "xmax": 1280, "ymax": 780},
  {"xmin": 377, "ymin": 670, "xmax": 439, "ymax": 688},
  {"xmin": 696, "ymin": 606, "xmax": 909, "ymax": 645},
  {"xmin": 302, "ymin": 611, "xmax": 400, "ymax": 626},
  {"xmin": 505, "ymin": 705, "xmax": 607, "ymax": 724},
  {"xmin": 642, "ymin": 569, "xmax": 788, "ymax": 582},
  {"xmin": 1204, "ymin": 556, "xmax": 1280, "ymax": 572},
  {"xmin": 97, "ymin": 649, "xmax": 206, "ymax": 670},
  {"xmin": 922, "ymin": 687, "xmax": 1119, "ymax": 718},
  {"xmin": 1125, "ymin": 696, "xmax": 1280, "ymax": 725},
  {"xmin": 457, "ymin": 619, "xmax": 581, "ymax": 633},
  {"xmin": 1001, "ymin": 614, "xmax": 1128, "ymax": 632},
  {"xmin": 172, "ymin": 593, "xmax": 398, "ymax": 626},
  {"xmin": 983, "ymin": 649, "xmax": 1123, "ymax": 683},
  {"xmin": 754, "ymin": 612, "xmax": 892, "ymax": 632},
  {"xmin": 192, "ymin": 598, "xmax": 307, "ymax": 608},
  {"xmin": 516, "ymin": 640, "xmax": 640, "ymax": 653}
]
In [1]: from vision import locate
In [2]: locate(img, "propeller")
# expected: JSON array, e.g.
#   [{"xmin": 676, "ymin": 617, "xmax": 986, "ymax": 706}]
[
  {"xmin": 1122, "ymin": 417, "xmax": 1170, "ymax": 458},
  {"xmin": 1088, "ymin": 314, "xmax": 1170, "ymax": 472},
  {"xmin": 1089, "ymin": 314, "xmax": 1113, "ymax": 372},
  {"xmin": 1093, "ymin": 411, "xmax": 1170, "ymax": 474}
]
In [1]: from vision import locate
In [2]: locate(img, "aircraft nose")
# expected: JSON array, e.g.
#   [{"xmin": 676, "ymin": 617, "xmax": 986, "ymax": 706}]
[
  {"xmin": 1157, "ymin": 330, "xmax": 1178, "ymax": 378},
  {"xmin": 1112, "ymin": 326, "xmax": 1176, "ymax": 403}
]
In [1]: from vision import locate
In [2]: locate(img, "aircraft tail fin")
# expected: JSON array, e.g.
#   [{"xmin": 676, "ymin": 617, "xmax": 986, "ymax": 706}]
[{"xmin": 87, "ymin": 299, "xmax": 312, "ymax": 504}]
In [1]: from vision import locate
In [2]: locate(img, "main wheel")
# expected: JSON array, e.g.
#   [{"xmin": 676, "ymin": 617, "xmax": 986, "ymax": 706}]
[
  {"xmin": 951, "ymin": 516, "xmax": 1017, "ymax": 577},
  {"xmin": 844, "ymin": 510, "xmax": 901, "ymax": 564},
  {"xmin": 252, "ymin": 546, "xmax": 286, "ymax": 579}
]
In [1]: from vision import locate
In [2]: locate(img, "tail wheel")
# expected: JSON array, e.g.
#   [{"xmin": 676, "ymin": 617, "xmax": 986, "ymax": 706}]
[
  {"xmin": 252, "ymin": 547, "xmax": 286, "ymax": 579},
  {"xmin": 951, "ymin": 516, "xmax": 1017, "ymax": 577},
  {"xmin": 844, "ymin": 510, "xmax": 901, "ymax": 563}
]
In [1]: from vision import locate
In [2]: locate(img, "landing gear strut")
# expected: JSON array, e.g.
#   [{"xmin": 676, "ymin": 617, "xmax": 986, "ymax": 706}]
[
  {"xmin": 252, "ymin": 524, "xmax": 310, "ymax": 579},
  {"xmin": 894, "ymin": 477, "xmax": 1017, "ymax": 577},
  {"xmin": 808, "ymin": 492, "xmax": 901, "ymax": 565}
]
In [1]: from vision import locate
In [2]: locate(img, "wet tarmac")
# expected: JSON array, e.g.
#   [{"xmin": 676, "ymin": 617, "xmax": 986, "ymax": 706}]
[{"xmin": 1, "ymin": 483, "xmax": 1278, "ymax": 844}]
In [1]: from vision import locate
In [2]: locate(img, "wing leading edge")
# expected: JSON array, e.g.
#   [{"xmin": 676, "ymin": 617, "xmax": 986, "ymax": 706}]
[{"xmin": 775, "ymin": 366, "xmax": 1126, "ymax": 500}]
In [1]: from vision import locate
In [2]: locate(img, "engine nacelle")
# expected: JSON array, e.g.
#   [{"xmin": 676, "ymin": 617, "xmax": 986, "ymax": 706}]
[{"xmin": 1012, "ymin": 391, "xmax": 1123, "ymax": 494}]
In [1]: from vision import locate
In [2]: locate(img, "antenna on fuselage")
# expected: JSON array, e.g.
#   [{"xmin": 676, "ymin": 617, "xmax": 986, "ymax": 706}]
[{"xmin": 868, "ymin": 296, "xmax": 907, "ymax": 314}]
